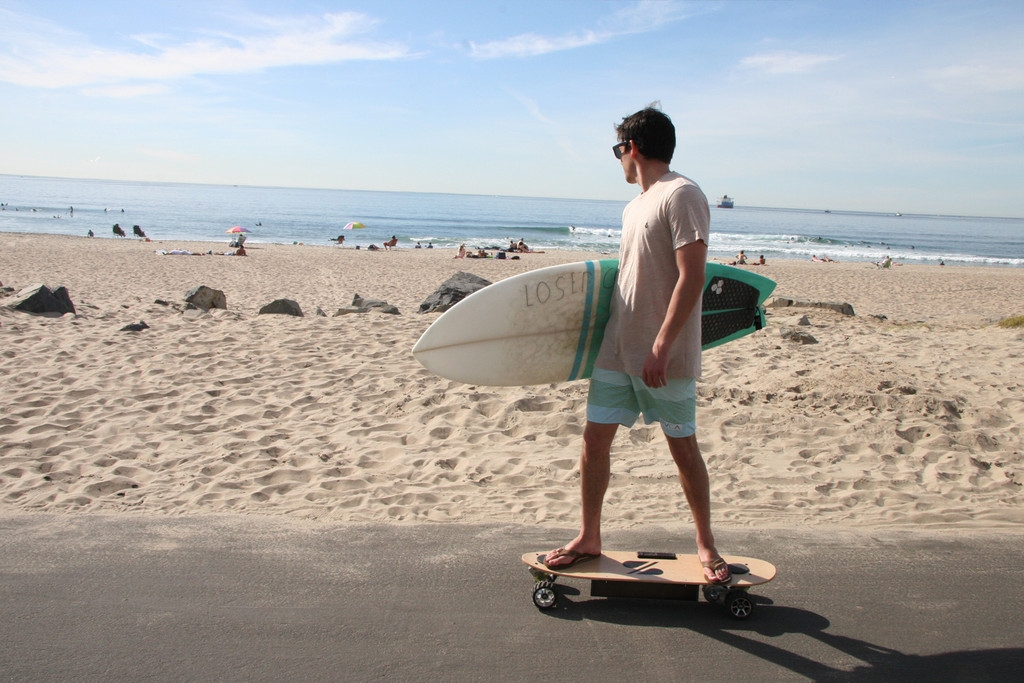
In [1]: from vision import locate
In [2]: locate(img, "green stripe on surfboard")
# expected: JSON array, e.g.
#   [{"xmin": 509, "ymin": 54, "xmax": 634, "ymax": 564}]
[{"xmin": 568, "ymin": 259, "xmax": 617, "ymax": 381}]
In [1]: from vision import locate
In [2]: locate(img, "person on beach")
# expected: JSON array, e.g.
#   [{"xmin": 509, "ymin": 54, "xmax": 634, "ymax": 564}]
[
  {"xmin": 544, "ymin": 106, "xmax": 731, "ymax": 584},
  {"xmin": 455, "ymin": 244, "xmax": 467, "ymax": 259}
]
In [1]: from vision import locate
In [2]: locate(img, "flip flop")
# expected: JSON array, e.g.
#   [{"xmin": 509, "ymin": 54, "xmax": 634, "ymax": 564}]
[
  {"xmin": 543, "ymin": 547, "xmax": 600, "ymax": 570},
  {"xmin": 701, "ymin": 557, "xmax": 732, "ymax": 584}
]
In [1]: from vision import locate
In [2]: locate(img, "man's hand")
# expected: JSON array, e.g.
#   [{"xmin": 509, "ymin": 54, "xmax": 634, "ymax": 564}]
[
  {"xmin": 642, "ymin": 240, "xmax": 707, "ymax": 388},
  {"xmin": 642, "ymin": 348, "xmax": 669, "ymax": 388}
]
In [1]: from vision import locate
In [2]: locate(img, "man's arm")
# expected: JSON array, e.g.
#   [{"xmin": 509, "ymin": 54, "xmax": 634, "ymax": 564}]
[{"xmin": 641, "ymin": 239, "xmax": 707, "ymax": 388}]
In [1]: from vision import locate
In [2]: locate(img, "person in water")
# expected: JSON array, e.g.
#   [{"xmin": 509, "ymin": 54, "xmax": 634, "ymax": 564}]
[{"xmin": 544, "ymin": 106, "xmax": 730, "ymax": 584}]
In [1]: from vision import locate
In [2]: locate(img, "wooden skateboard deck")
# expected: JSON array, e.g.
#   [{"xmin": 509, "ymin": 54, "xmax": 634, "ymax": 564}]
[{"xmin": 522, "ymin": 550, "xmax": 777, "ymax": 619}]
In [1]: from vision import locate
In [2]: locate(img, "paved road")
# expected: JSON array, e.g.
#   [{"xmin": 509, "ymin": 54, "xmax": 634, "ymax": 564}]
[{"xmin": 2, "ymin": 515, "xmax": 1022, "ymax": 681}]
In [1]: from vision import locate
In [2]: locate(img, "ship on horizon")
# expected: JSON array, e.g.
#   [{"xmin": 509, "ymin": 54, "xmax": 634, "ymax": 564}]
[{"xmin": 717, "ymin": 195, "xmax": 734, "ymax": 209}]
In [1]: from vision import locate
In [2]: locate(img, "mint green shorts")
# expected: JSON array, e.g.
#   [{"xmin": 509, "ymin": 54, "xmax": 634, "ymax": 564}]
[{"xmin": 586, "ymin": 368, "xmax": 697, "ymax": 438}]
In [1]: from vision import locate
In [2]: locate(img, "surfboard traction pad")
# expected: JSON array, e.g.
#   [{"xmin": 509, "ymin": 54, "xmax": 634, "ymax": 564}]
[
  {"xmin": 700, "ymin": 266, "xmax": 775, "ymax": 350},
  {"xmin": 523, "ymin": 550, "xmax": 776, "ymax": 619}
]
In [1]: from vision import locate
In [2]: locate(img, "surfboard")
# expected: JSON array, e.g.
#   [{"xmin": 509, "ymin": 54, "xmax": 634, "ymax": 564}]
[{"xmin": 412, "ymin": 260, "xmax": 775, "ymax": 386}]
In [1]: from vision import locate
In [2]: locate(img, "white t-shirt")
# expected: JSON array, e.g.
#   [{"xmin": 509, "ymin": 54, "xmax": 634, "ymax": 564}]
[{"xmin": 595, "ymin": 172, "xmax": 710, "ymax": 379}]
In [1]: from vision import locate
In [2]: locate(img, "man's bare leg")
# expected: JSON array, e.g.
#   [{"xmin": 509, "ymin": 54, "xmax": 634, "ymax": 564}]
[
  {"xmin": 665, "ymin": 433, "xmax": 729, "ymax": 582},
  {"xmin": 544, "ymin": 421, "xmax": 618, "ymax": 567}
]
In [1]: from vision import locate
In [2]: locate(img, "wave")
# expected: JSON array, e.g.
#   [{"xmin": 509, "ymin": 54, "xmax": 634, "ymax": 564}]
[
  {"xmin": 567, "ymin": 224, "xmax": 621, "ymax": 234},
  {"xmin": 482, "ymin": 224, "xmax": 619, "ymax": 235},
  {"xmin": 713, "ymin": 231, "xmax": 896, "ymax": 248},
  {"xmin": 710, "ymin": 230, "xmax": 1024, "ymax": 266}
]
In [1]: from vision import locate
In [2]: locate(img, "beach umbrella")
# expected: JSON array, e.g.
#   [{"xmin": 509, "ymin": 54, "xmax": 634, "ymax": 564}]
[
  {"xmin": 226, "ymin": 226, "xmax": 250, "ymax": 234},
  {"xmin": 343, "ymin": 221, "xmax": 366, "ymax": 230}
]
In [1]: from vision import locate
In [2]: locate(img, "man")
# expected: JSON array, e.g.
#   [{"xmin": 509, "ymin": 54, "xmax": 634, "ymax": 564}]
[{"xmin": 544, "ymin": 107, "xmax": 730, "ymax": 584}]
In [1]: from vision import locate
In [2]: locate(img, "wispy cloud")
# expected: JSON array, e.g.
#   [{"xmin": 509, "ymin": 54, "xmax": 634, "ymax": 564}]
[
  {"xmin": 508, "ymin": 89, "xmax": 557, "ymax": 126},
  {"xmin": 0, "ymin": 9, "xmax": 411, "ymax": 92},
  {"xmin": 925, "ymin": 60, "xmax": 1024, "ymax": 94},
  {"xmin": 740, "ymin": 50, "xmax": 840, "ymax": 75},
  {"xmin": 471, "ymin": 30, "xmax": 602, "ymax": 59},
  {"xmin": 469, "ymin": 0, "xmax": 695, "ymax": 59},
  {"xmin": 81, "ymin": 84, "xmax": 172, "ymax": 99},
  {"xmin": 504, "ymin": 88, "xmax": 578, "ymax": 158},
  {"xmin": 608, "ymin": 0, "xmax": 705, "ymax": 33}
]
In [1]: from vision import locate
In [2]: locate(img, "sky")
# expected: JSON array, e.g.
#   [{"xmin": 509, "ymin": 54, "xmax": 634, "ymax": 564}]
[{"xmin": 1, "ymin": 0, "xmax": 1023, "ymax": 217}]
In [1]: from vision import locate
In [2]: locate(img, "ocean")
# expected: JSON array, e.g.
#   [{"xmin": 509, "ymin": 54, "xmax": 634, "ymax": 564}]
[{"xmin": 2, "ymin": 174, "xmax": 1022, "ymax": 267}]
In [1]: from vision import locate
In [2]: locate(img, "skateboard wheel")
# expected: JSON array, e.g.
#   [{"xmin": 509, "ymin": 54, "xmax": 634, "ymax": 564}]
[
  {"xmin": 532, "ymin": 582, "xmax": 558, "ymax": 610},
  {"xmin": 725, "ymin": 591, "xmax": 754, "ymax": 620}
]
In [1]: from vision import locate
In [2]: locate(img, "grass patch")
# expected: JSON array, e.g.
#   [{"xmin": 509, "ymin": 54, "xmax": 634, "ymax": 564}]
[{"xmin": 997, "ymin": 315, "xmax": 1024, "ymax": 328}]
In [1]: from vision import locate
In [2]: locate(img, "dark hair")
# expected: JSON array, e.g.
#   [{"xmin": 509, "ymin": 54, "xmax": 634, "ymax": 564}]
[{"xmin": 615, "ymin": 106, "xmax": 675, "ymax": 164}]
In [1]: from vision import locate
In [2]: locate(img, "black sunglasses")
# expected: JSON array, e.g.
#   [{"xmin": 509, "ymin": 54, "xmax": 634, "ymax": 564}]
[{"xmin": 612, "ymin": 141, "xmax": 631, "ymax": 159}]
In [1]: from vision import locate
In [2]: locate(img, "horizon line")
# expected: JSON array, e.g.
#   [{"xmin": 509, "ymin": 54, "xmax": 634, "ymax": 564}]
[{"xmin": 2, "ymin": 172, "xmax": 1022, "ymax": 223}]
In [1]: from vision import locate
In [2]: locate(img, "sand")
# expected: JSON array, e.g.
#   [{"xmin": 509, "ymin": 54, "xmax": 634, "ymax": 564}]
[{"xmin": 1, "ymin": 232, "xmax": 1023, "ymax": 529}]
